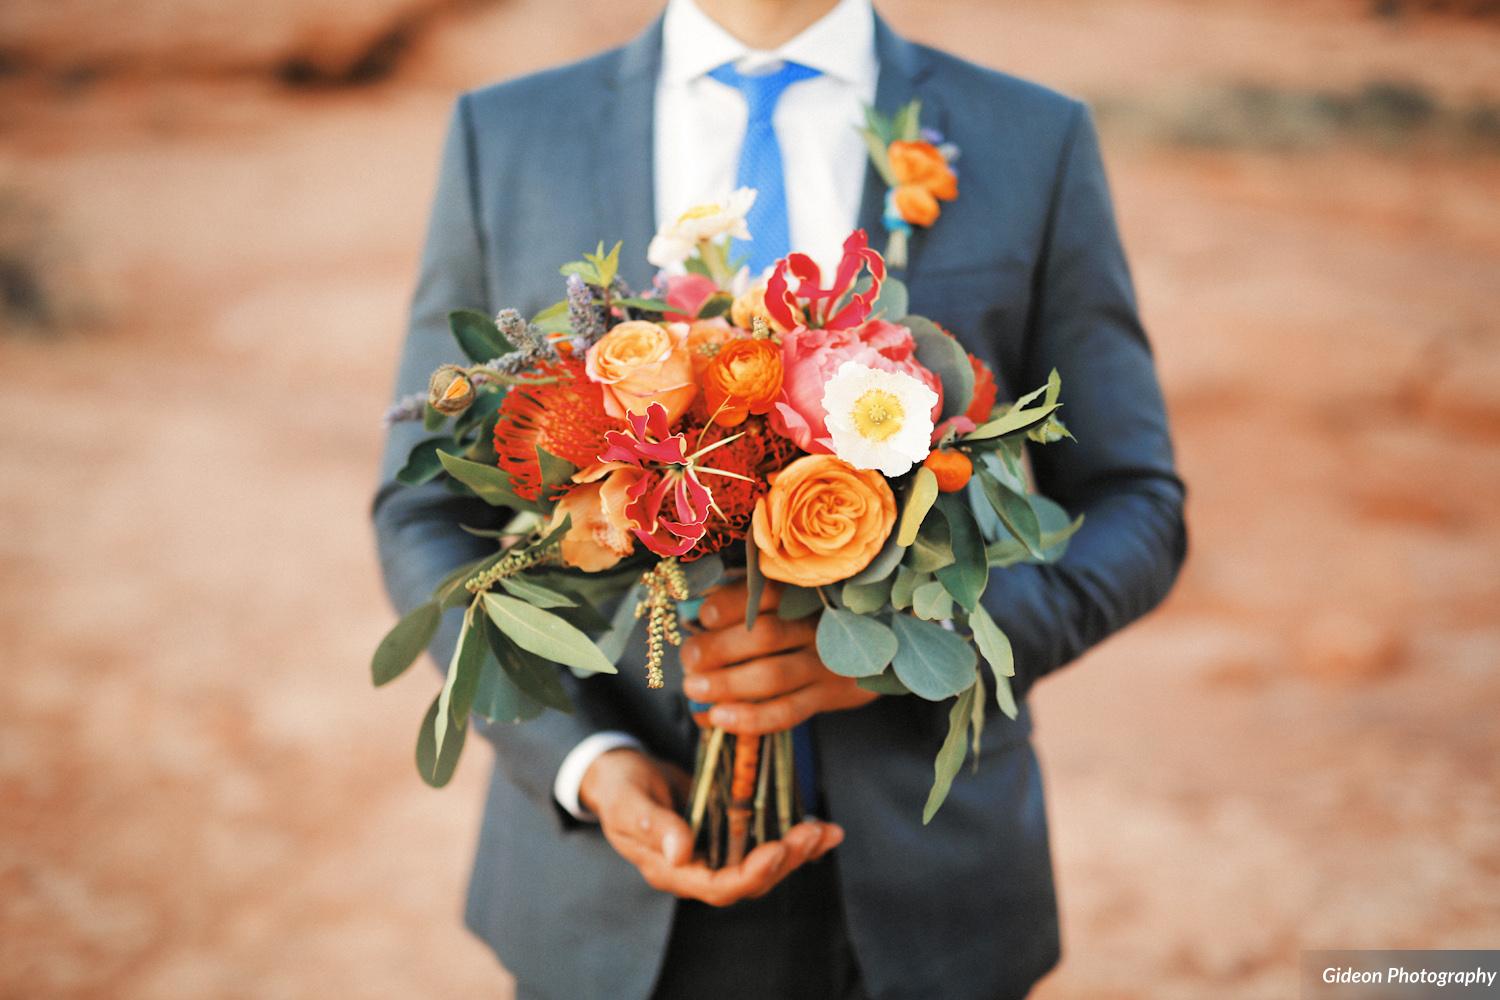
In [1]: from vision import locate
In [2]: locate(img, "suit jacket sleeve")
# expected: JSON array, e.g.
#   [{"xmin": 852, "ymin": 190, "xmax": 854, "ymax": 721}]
[
  {"xmin": 978, "ymin": 103, "xmax": 1188, "ymax": 699},
  {"xmin": 372, "ymin": 94, "xmax": 634, "ymax": 824}
]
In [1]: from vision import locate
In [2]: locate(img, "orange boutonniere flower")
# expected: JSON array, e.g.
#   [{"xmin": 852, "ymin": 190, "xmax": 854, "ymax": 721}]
[
  {"xmin": 889, "ymin": 140, "xmax": 958, "ymax": 227},
  {"xmin": 860, "ymin": 100, "xmax": 960, "ymax": 269}
]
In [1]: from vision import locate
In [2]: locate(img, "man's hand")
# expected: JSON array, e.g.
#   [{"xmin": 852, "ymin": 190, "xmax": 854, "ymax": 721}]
[
  {"xmin": 581, "ymin": 747, "xmax": 842, "ymax": 906},
  {"xmin": 680, "ymin": 582, "xmax": 878, "ymax": 735}
]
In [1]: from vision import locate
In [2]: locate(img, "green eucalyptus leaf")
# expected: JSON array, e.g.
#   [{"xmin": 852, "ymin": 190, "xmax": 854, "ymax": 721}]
[
  {"xmin": 908, "ymin": 508, "xmax": 955, "ymax": 573},
  {"xmin": 890, "ymin": 614, "xmax": 978, "ymax": 701},
  {"xmin": 912, "ymin": 580, "xmax": 954, "ymax": 621},
  {"xmin": 842, "ymin": 577, "xmax": 894, "ymax": 615},
  {"xmin": 371, "ymin": 600, "xmax": 441, "ymax": 686},
  {"xmin": 482, "ymin": 594, "xmax": 617, "ymax": 675},
  {"xmin": 909, "ymin": 317, "xmax": 974, "ymax": 421},
  {"xmin": 816, "ymin": 609, "xmax": 899, "ymax": 678},
  {"xmin": 923, "ymin": 681, "xmax": 977, "ymax": 824},
  {"xmin": 847, "ymin": 533, "xmax": 904, "ymax": 585},
  {"xmin": 488, "ymin": 624, "xmax": 574, "ymax": 714},
  {"xmin": 745, "ymin": 534, "xmax": 767, "ymax": 631},
  {"xmin": 978, "ymin": 474, "xmax": 1044, "ymax": 558},
  {"xmin": 968, "ymin": 604, "xmax": 1015, "ymax": 679},
  {"xmin": 872, "ymin": 277, "xmax": 909, "ymax": 321},
  {"xmin": 680, "ymin": 554, "xmax": 726, "ymax": 598},
  {"xmin": 415, "ymin": 692, "xmax": 467, "ymax": 787},
  {"xmin": 894, "ymin": 99, "xmax": 923, "ymax": 142},
  {"xmin": 933, "ymin": 494, "xmax": 986, "ymax": 611},
  {"xmin": 966, "ymin": 400, "xmax": 1062, "ymax": 442},
  {"xmin": 777, "ymin": 585, "xmax": 823, "ymax": 621},
  {"xmin": 423, "ymin": 403, "xmax": 447, "ymax": 432},
  {"xmin": 897, "ymin": 467, "xmax": 940, "ymax": 547},
  {"xmin": 396, "ymin": 438, "xmax": 454, "ymax": 486},
  {"xmin": 891, "ymin": 565, "xmax": 924, "ymax": 611},
  {"xmin": 450, "ymin": 309, "xmax": 510, "ymax": 362},
  {"xmin": 437, "ymin": 451, "xmax": 535, "ymax": 510},
  {"xmin": 434, "ymin": 611, "xmax": 485, "ymax": 758},
  {"xmin": 497, "ymin": 575, "xmax": 576, "ymax": 608},
  {"xmin": 472, "ymin": 652, "xmax": 545, "ymax": 724},
  {"xmin": 535, "ymin": 446, "xmax": 576, "ymax": 491},
  {"xmin": 858, "ymin": 669, "xmax": 912, "ymax": 695},
  {"xmin": 993, "ymin": 670, "xmax": 1019, "ymax": 720}
]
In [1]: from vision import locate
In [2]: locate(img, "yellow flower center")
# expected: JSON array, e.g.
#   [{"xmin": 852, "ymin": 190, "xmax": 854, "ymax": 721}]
[
  {"xmin": 851, "ymin": 389, "xmax": 905, "ymax": 442},
  {"xmin": 677, "ymin": 202, "xmax": 722, "ymax": 223}
]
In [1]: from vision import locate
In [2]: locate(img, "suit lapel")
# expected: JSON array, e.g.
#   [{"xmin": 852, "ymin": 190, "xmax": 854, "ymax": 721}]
[
  {"xmin": 595, "ymin": 17, "xmax": 664, "ymax": 290},
  {"xmin": 858, "ymin": 15, "xmax": 942, "ymax": 277}
]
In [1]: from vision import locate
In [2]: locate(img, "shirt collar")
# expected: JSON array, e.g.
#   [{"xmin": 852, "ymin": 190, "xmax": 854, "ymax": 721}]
[{"xmin": 660, "ymin": 0, "xmax": 877, "ymax": 89}]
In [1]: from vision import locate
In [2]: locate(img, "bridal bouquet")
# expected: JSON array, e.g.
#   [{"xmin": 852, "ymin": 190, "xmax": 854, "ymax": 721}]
[{"xmin": 374, "ymin": 190, "xmax": 1080, "ymax": 863}]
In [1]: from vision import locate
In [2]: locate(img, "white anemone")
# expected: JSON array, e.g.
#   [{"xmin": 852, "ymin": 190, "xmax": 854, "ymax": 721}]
[
  {"xmin": 821, "ymin": 361, "xmax": 938, "ymax": 477},
  {"xmin": 646, "ymin": 188, "xmax": 757, "ymax": 268}
]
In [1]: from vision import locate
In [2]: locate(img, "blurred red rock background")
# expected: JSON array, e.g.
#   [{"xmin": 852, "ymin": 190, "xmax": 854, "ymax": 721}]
[{"xmin": 1, "ymin": 1, "xmax": 1497, "ymax": 997}]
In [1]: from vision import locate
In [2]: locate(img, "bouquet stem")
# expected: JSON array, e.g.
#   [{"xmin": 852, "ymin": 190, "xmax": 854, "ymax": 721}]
[{"xmin": 686, "ymin": 725, "xmax": 800, "ymax": 868}]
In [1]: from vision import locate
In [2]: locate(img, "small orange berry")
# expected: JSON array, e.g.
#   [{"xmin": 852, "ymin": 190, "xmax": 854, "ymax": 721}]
[{"xmin": 923, "ymin": 449, "xmax": 973, "ymax": 493}]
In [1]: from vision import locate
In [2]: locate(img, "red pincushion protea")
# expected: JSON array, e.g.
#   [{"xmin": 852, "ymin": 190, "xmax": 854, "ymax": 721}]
[
  {"xmin": 686, "ymin": 418, "xmax": 799, "ymax": 560},
  {"xmin": 492, "ymin": 357, "xmax": 618, "ymax": 500}
]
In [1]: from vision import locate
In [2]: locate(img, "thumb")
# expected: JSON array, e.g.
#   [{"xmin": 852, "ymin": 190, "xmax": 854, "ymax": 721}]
[{"xmin": 614, "ymin": 768, "xmax": 693, "ymax": 865}]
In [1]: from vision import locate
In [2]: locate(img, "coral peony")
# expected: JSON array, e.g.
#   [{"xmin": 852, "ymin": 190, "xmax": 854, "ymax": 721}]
[{"xmin": 770, "ymin": 319, "xmax": 943, "ymax": 453}]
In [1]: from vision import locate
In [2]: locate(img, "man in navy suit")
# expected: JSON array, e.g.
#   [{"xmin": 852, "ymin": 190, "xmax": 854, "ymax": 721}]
[{"xmin": 374, "ymin": 1, "xmax": 1187, "ymax": 996}]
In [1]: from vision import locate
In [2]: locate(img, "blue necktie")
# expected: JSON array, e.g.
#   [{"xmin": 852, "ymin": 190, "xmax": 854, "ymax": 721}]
[{"xmin": 707, "ymin": 60, "xmax": 822, "ymax": 276}]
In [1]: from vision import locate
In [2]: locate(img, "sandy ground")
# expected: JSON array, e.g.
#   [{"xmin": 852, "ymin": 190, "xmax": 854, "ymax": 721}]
[{"xmin": 2, "ymin": 2, "xmax": 1499, "ymax": 998}]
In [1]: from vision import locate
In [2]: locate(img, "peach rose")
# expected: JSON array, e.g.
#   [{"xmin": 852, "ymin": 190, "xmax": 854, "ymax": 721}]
[
  {"xmin": 553, "ymin": 467, "xmax": 640, "ymax": 571},
  {"xmin": 752, "ymin": 454, "xmax": 897, "ymax": 587},
  {"xmin": 703, "ymin": 338, "xmax": 783, "ymax": 427},
  {"xmin": 585, "ymin": 320, "xmax": 697, "ymax": 423}
]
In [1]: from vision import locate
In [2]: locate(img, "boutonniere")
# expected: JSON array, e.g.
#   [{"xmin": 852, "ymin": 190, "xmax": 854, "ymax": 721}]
[{"xmin": 859, "ymin": 100, "xmax": 959, "ymax": 269}]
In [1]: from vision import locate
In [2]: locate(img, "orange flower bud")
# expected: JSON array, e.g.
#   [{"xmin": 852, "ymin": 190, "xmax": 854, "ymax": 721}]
[{"xmin": 923, "ymin": 449, "xmax": 973, "ymax": 493}]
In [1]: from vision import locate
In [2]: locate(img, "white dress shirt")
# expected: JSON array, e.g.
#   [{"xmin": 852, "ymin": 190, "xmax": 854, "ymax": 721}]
[{"xmin": 553, "ymin": 0, "xmax": 880, "ymax": 821}]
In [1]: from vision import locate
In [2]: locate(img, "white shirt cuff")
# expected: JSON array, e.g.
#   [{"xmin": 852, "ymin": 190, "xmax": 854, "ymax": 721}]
[{"xmin": 554, "ymin": 731, "xmax": 645, "ymax": 822}]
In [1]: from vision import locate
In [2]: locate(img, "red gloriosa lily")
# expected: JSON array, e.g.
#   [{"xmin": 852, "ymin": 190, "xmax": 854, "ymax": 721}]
[{"xmin": 766, "ymin": 229, "xmax": 888, "ymax": 331}]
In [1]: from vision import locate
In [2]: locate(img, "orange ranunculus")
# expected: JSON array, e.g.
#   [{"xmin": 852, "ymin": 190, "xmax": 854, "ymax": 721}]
[
  {"xmin": 889, "ymin": 139, "xmax": 958, "ymax": 228},
  {"xmin": 752, "ymin": 454, "xmax": 897, "ymax": 587},
  {"xmin": 585, "ymin": 320, "xmax": 697, "ymax": 423},
  {"xmin": 703, "ymin": 338, "xmax": 783, "ymax": 427},
  {"xmin": 552, "ymin": 468, "xmax": 640, "ymax": 571},
  {"xmin": 686, "ymin": 317, "xmax": 734, "ymax": 377}
]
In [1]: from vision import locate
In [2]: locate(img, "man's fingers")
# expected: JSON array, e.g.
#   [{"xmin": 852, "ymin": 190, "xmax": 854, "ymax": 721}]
[
  {"xmin": 707, "ymin": 683, "xmax": 822, "ymax": 735},
  {"xmin": 681, "ymin": 614, "xmax": 815, "ymax": 676},
  {"xmin": 698, "ymin": 580, "xmax": 781, "ymax": 630},
  {"xmin": 682, "ymin": 651, "xmax": 821, "ymax": 703},
  {"xmin": 604, "ymin": 781, "xmax": 692, "ymax": 862}
]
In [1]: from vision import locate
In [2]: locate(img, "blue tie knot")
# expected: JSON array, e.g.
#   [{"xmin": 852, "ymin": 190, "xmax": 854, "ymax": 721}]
[{"xmin": 708, "ymin": 60, "xmax": 822, "ymax": 122}]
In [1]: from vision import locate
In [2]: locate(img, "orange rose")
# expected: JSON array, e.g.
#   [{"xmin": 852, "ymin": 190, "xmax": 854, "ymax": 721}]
[
  {"xmin": 585, "ymin": 320, "xmax": 697, "ymax": 423},
  {"xmin": 703, "ymin": 338, "xmax": 783, "ymax": 427},
  {"xmin": 553, "ymin": 466, "xmax": 641, "ymax": 571},
  {"xmin": 889, "ymin": 140, "xmax": 957, "ymax": 228},
  {"xmin": 752, "ymin": 454, "xmax": 897, "ymax": 587}
]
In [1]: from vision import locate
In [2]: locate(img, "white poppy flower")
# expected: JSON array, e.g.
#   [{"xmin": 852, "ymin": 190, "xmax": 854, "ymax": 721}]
[
  {"xmin": 646, "ymin": 188, "xmax": 757, "ymax": 268},
  {"xmin": 821, "ymin": 361, "xmax": 939, "ymax": 477}
]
